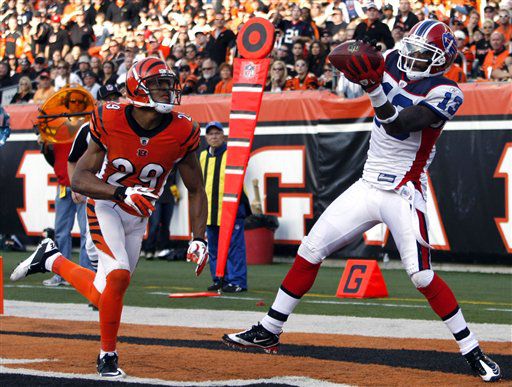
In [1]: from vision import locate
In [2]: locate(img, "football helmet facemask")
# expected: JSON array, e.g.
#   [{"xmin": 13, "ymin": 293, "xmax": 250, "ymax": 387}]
[
  {"xmin": 398, "ymin": 20, "xmax": 457, "ymax": 80},
  {"xmin": 126, "ymin": 57, "xmax": 182, "ymax": 114}
]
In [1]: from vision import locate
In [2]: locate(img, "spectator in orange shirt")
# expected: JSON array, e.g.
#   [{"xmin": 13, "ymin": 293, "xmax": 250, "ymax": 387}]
[
  {"xmin": 481, "ymin": 31, "xmax": 511, "ymax": 80},
  {"xmin": 495, "ymin": 9, "xmax": 511, "ymax": 46},
  {"xmin": 214, "ymin": 63, "xmax": 233, "ymax": 94},
  {"xmin": 444, "ymin": 63, "xmax": 467, "ymax": 83},
  {"xmin": 32, "ymin": 71, "xmax": 55, "ymax": 105},
  {"xmin": 284, "ymin": 59, "xmax": 319, "ymax": 91}
]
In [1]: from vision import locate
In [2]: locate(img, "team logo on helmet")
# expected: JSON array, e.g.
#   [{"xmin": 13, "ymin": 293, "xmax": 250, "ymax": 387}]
[{"xmin": 442, "ymin": 33, "xmax": 457, "ymax": 56}]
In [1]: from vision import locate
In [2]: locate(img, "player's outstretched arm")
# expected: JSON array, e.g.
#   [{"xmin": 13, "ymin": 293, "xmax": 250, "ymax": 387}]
[
  {"xmin": 374, "ymin": 103, "xmax": 443, "ymax": 135},
  {"xmin": 178, "ymin": 151, "xmax": 207, "ymax": 239},
  {"xmin": 71, "ymin": 140, "xmax": 117, "ymax": 200}
]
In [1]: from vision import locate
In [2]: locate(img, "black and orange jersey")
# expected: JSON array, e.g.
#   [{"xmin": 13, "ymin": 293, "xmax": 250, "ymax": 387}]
[{"xmin": 89, "ymin": 102, "xmax": 199, "ymax": 216}]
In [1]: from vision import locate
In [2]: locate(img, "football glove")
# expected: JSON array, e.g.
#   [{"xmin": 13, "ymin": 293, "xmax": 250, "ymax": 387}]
[
  {"xmin": 114, "ymin": 186, "xmax": 158, "ymax": 217},
  {"xmin": 186, "ymin": 238, "xmax": 209, "ymax": 276},
  {"xmin": 343, "ymin": 42, "xmax": 384, "ymax": 92}
]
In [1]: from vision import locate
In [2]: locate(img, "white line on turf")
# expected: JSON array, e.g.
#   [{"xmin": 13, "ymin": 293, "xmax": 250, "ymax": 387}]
[
  {"xmin": 0, "ymin": 358, "xmax": 57, "ymax": 365},
  {"xmin": 0, "ymin": 367, "xmax": 350, "ymax": 386},
  {"xmin": 4, "ymin": 300, "xmax": 510, "ymax": 342}
]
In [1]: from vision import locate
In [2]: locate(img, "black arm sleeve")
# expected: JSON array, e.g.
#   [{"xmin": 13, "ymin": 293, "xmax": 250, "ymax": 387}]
[
  {"xmin": 41, "ymin": 143, "xmax": 55, "ymax": 167},
  {"xmin": 68, "ymin": 123, "xmax": 90, "ymax": 163}
]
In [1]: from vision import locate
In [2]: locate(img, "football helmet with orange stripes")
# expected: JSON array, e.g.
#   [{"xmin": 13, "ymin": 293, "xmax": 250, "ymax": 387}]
[
  {"xmin": 126, "ymin": 57, "xmax": 182, "ymax": 114},
  {"xmin": 398, "ymin": 20, "xmax": 457, "ymax": 80}
]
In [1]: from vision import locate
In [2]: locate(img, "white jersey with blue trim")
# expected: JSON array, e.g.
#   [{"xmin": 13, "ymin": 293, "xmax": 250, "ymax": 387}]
[{"xmin": 362, "ymin": 50, "xmax": 464, "ymax": 192}]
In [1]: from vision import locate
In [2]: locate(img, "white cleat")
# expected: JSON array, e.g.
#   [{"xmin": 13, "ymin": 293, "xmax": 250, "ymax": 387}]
[
  {"xmin": 10, "ymin": 238, "xmax": 60, "ymax": 282},
  {"xmin": 464, "ymin": 346, "xmax": 502, "ymax": 382}
]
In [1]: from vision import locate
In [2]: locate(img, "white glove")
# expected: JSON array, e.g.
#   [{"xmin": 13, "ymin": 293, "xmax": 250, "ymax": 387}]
[
  {"xmin": 187, "ymin": 238, "xmax": 209, "ymax": 276},
  {"xmin": 114, "ymin": 186, "xmax": 159, "ymax": 217}
]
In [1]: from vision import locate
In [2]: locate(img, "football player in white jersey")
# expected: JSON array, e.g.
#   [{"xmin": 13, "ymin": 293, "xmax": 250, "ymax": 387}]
[{"xmin": 223, "ymin": 21, "xmax": 501, "ymax": 382}]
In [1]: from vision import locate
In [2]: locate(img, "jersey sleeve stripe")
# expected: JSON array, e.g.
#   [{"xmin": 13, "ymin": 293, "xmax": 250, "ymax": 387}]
[
  {"xmin": 90, "ymin": 133, "xmax": 106, "ymax": 150},
  {"xmin": 180, "ymin": 121, "xmax": 200, "ymax": 146},
  {"xmin": 97, "ymin": 105, "xmax": 107, "ymax": 134},
  {"xmin": 418, "ymin": 101, "xmax": 450, "ymax": 121}
]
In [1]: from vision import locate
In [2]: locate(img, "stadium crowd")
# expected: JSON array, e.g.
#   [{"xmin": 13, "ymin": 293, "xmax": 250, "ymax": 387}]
[{"xmin": 0, "ymin": 0, "xmax": 511, "ymax": 104}]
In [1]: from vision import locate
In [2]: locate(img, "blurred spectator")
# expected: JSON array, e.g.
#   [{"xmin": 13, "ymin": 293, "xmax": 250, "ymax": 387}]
[
  {"xmin": 194, "ymin": 31, "xmax": 210, "ymax": 54},
  {"xmin": 97, "ymin": 84, "xmax": 122, "ymax": 102},
  {"xmin": 394, "ymin": 0, "xmax": 419, "ymax": 32},
  {"xmin": 275, "ymin": 44, "xmax": 292, "ymax": 67},
  {"xmin": 82, "ymin": 71, "xmax": 101, "ymax": 99},
  {"xmin": 453, "ymin": 30, "xmax": 475, "ymax": 78},
  {"xmin": 18, "ymin": 57, "xmax": 35, "ymax": 80},
  {"xmin": 92, "ymin": 13, "xmax": 110, "ymax": 46},
  {"xmin": 101, "ymin": 60, "xmax": 118, "ymax": 86},
  {"xmin": 76, "ymin": 55, "xmax": 91, "ymax": 83},
  {"xmin": 146, "ymin": 35, "xmax": 165, "ymax": 60},
  {"xmin": 481, "ymin": 31, "xmax": 511, "ymax": 80},
  {"xmin": 285, "ymin": 59, "xmax": 319, "ymax": 90},
  {"xmin": 117, "ymin": 50, "xmax": 135, "ymax": 76},
  {"xmin": 354, "ymin": 3, "xmax": 394, "ymax": 51},
  {"xmin": 106, "ymin": 0, "xmax": 130, "ymax": 23},
  {"xmin": 276, "ymin": 5, "xmax": 315, "ymax": 49},
  {"xmin": 32, "ymin": 71, "xmax": 55, "ymax": 105},
  {"xmin": 105, "ymin": 40, "xmax": 125, "ymax": 68},
  {"xmin": 466, "ymin": 11, "xmax": 481, "ymax": 44},
  {"xmin": 90, "ymin": 56, "xmax": 103, "ymax": 80},
  {"xmin": 381, "ymin": 4, "xmax": 395, "ymax": 32},
  {"xmin": 337, "ymin": 73, "xmax": 364, "ymax": 99},
  {"xmin": 1, "ymin": 15, "xmax": 25, "ymax": 59},
  {"xmin": 320, "ymin": 29, "xmax": 333, "ymax": 48},
  {"xmin": 495, "ymin": 9, "xmax": 511, "ymax": 44},
  {"xmin": 265, "ymin": 60, "xmax": 288, "ymax": 92},
  {"xmin": 318, "ymin": 64, "xmax": 335, "ymax": 90},
  {"xmin": 483, "ymin": 5, "xmax": 499, "ymax": 29},
  {"xmin": 291, "ymin": 40, "xmax": 306, "ymax": 63},
  {"xmin": 0, "ymin": 62, "xmax": 15, "ymax": 89},
  {"xmin": 196, "ymin": 58, "xmax": 220, "ymax": 94},
  {"xmin": 475, "ymin": 20, "xmax": 495, "ymax": 65},
  {"xmin": 10, "ymin": 76, "xmax": 34, "ymax": 104},
  {"xmin": 69, "ymin": 8, "xmax": 95, "ymax": 51},
  {"xmin": 307, "ymin": 40, "xmax": 327, "ymax": 77},
  {"xmin": 325, "ymin": 7, "xmax": 348, "ymax": 36},
  {"xmin": 32, "ymin": 12, "xmax": 52, "ymax": 56},
  {"xmin": 54, "ymin": 60, "xmax": 82, "ymax": 91},
  {"xmin": 207, "ymin": 12, "xmax": 236, "ymax": 65},
  {"xmin": 82, "ymin": 0, "xmax": 97, "ymax": 25},
  {"xmin": 33, "ymin": 56, "xmax": 48, "ymax": 79},
  {"xmin": 391, "ymin": 26, "xmax": 405, "ymax": 51},
  {"xmin": 45, "ymin": 15, "xmax": 70, "ymax": 60},
  {"xmin": 214, "ymin": 63, "xmax": 233, "ymax": 94},
  {"xmin": 184, "ymin": 44, "xmax": 199, "ymax": 74},
  {"xmin": 444, "ymin": 62, "xmax": 467, "ymax": 83},
  {"xmin": 7, "ymin": 55, "xmax": 19, "ymax": 79}
]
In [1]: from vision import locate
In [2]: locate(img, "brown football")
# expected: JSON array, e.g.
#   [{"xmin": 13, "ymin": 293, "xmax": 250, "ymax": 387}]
[{"xmin": 327, "ymin": 40, "xmax": 384, "ymax": 82}]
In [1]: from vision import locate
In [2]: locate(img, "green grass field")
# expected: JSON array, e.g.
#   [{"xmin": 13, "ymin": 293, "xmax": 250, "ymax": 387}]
[{"xmin": 2, "ymin": 251, "xmax": 511, "ymax": 324}]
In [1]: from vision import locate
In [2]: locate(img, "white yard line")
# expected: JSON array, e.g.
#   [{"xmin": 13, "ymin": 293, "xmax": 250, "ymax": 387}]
[
  {"xmin": 3, "ymin": 300, "xmax": 510, "ymax": 342},
  {"xmin": 0, "ymin": 367, "xmax": 349, "ymax": 386}
]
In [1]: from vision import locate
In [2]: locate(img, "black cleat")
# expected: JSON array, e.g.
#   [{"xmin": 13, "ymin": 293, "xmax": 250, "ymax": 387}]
[
  {"xmin": 10, "ymin": 238, "xmax": 59, "ymax": 281},
  {"xmin": 207, "ymin": 281, "xmax": 222, "ymax": 291},
  {"xmin": 223, "ymin": 323, "xmax": 280, "ymax": 354},
  {"xmin": 97, "ymin": 353, "xmax": 126, "ymax": 378},
  {"xmin": 464, "ymin": 346, "xmax": 502, "ymax": 382}
]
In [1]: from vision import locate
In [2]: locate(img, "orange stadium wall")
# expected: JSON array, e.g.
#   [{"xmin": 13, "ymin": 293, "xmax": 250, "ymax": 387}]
[{"xmin": 1, "ymin": 83, "xmax": 511, "ymax": 263}]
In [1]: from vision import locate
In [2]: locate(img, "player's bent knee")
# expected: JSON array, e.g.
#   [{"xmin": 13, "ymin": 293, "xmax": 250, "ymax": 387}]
[
  {"xmin": 410, "ymin": 269, "xmax": 434, "ymax": 289},
  {"xmin": 106, "ymin": 269, "xmax": 131, "ymax": 293},
  {"xmin": 297, "ymin": 236, "xmax": 324, "ymax": 264}
]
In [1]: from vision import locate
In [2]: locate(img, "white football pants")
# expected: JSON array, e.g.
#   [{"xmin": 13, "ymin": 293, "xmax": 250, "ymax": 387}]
[{"xmin": 298, "ymin": 179, "xmax": 431, "ymax": 275}]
